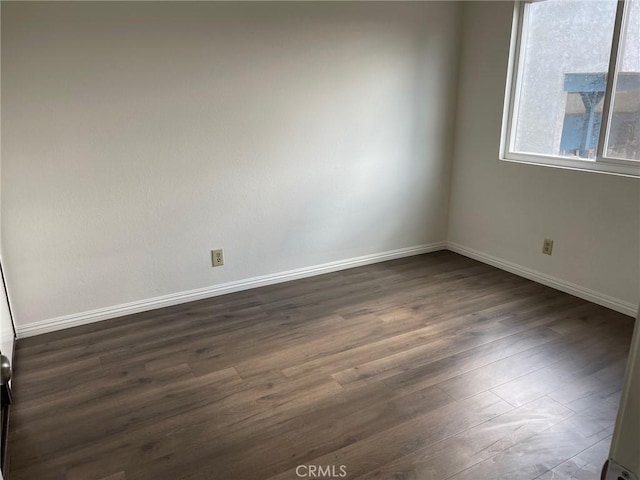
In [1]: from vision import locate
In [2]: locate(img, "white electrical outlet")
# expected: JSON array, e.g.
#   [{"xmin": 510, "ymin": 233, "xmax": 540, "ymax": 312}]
[
  {"xmin": 211, "ymin": 249, "xmax": 224, "ymax": 267},
  {"xmin": 542, "ymin": 238, "xmax": 554, "ymax": 255}
]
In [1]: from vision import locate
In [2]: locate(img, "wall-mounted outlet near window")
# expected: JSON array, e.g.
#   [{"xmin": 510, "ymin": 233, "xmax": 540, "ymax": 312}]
[
  {"xmin": 542, "ymin": 239, "xmax": 554, "ymax": 256},
  {"xmin": 211, "ymin": 249, "xmax": 224, "ymax": 267}
]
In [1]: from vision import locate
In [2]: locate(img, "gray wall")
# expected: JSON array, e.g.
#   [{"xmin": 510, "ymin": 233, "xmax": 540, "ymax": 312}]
[
  {"xmin": 1, "ymin": 2, "xmax": 461, "ymax": 331},
  {"xmin": 448, "ymin": 2, "xmax": 639, "ymax": 312},
  {"xmin": 2, "ymin": 1, "xmax": 638, "ymax": 335},
  {"xmin": 0, "ymin": 3, "xmax": 14, "ymax": 364}
]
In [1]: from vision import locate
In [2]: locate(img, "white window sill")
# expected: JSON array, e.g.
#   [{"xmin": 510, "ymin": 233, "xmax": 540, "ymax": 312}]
[{"xmin": 500, "ymin": 153, "xmax": 640, "ymax": 178}]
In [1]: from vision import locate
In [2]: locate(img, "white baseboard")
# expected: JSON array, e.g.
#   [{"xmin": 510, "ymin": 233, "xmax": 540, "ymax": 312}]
[
  {"xmin": 16, "ymin": 242, "xmax": 447, "ymax": 338},
  {"xmin": 448, "ymin": 242, "xmax": 638, "ymax": 318},
  {"xmin": 17, "ymin": 240, "xmax": 636, "ymax": 338}
]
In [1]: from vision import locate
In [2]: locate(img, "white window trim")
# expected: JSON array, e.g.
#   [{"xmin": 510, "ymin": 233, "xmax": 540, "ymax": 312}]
[{"xmin": 500, "ymin": 0, "xmax": 640, "ymax": 178}]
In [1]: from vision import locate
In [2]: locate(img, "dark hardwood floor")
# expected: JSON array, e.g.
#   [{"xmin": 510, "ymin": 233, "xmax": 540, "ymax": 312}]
[{"xmin": 7, "ymin": 251, "xmax": 635, "ymax": 480}]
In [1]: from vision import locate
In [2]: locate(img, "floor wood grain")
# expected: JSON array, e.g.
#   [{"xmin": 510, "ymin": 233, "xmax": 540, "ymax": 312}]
[{"xmin": 7, "ymin": 251, "xmax": 635, "ymax": 480}]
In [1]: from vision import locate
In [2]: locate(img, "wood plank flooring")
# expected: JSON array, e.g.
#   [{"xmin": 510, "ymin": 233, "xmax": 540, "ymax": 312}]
[{"xmin": 7, "ymin": 251, "xmax": 635, "ymax": 480}]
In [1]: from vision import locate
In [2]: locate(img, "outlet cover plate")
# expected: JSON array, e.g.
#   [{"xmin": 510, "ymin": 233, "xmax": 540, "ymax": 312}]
[{"xmin": 211, "ymin": 249, "xmax": 224, "ymax": 267}]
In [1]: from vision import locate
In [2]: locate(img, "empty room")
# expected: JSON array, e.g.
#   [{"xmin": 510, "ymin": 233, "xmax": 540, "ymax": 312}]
[{"xmin": 0, "ymin": 1, "xmax": 639, "ymax": 480}]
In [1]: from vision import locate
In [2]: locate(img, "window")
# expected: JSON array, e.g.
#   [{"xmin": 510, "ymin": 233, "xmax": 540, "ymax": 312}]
[{"xmin": 502, "ymin": 0, "xmax": 640, "ymax": 177}]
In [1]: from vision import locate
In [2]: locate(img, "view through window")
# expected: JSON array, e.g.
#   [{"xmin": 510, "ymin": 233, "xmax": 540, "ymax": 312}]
[
  {"xmin": 504, "ymin": 0, "xmax": 639, "ymax": 175},
  {"xmin": 605, "ymin": 0, "xmax": 640, "ymax": 160}
]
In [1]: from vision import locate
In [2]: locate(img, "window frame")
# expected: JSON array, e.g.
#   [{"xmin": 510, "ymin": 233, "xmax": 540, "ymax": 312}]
[{"xmin": 500, "ymin": 0, "xmax": 640, "ymax": 178}]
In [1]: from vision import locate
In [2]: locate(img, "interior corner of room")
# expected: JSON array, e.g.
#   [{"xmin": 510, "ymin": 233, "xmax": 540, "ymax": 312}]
[
  {"xmin": 0, "ymin": 1, "xmax": 638, "ymax": 480},
  {"xmin": 1, "ymin": 1, "xmax": 638, "ymax": 339}
]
